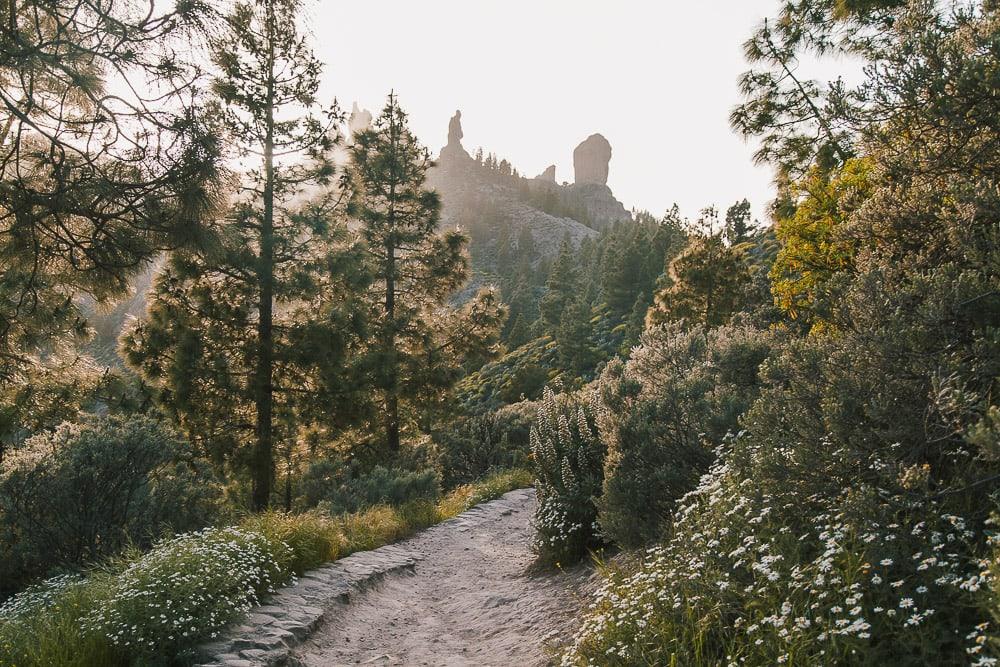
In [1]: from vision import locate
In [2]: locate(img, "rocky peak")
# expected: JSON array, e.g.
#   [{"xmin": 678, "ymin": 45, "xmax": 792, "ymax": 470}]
[
  {"xmin": 348, "ymin": 102, "xmax": 372, "ymax": 138},
  {"xmin": 573, "ymin": 133, "xmax": 612, "ymax": 185},
  {"xmin": 441, "ymin": 110, "xmax": 471, "ymax": 162},
  {"xmin": 535, "ymin": 165, "xmax": 557, "ymax": 183}
]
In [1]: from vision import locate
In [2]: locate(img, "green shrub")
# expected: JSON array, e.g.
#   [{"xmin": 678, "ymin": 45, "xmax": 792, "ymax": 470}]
[
  {"xmin": 300, "ymin": 460, "xmax": 440, "ymax": 515},
  {"xmin": 437, "ymin": 410, "xmax": 532, "ymax": 487},
  {"xmin": 531, "ymin": 388, "xmax": 604, "ymax": 564},
  {"xmin": 500, "ymin": 362, "xmax": 549, "ymax": 403},
  {"xmin": 336, "ymin": 466, "xmax": 440, "ymax": 514},
  {"xmin": 596, "ymin": 322, "xmax": 772, "ymax": 547},
  {"xmin": 0, "ymin": 415, "xmax": 220, "ymax": 595}
]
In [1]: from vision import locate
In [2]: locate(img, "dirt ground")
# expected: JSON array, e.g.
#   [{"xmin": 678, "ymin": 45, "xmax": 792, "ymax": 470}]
[{"xmin": 289, "ymin": 488, "xmax": 593, "ymax": 667}]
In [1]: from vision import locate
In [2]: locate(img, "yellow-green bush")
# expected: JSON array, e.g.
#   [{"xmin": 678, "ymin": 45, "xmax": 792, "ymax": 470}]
[{"xmin": 241, "ymin": 510, "xmax": 342, "ymax": 574}]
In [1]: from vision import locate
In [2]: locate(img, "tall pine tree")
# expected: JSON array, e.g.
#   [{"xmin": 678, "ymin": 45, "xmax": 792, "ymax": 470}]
[
  {"xmin": 124, "ymin": 0, "xmax": 362, "ymax": 511},
  {"xmin": 539, "ymin": 238, "xmax": 578, "ymax": 332},
  {"xmin": 346, "ymin": 96, "xmax": 503, "ymax": 453},
  {"xmin": 0, "ymin": 0, "xmax": 221, "ymax": 449}
]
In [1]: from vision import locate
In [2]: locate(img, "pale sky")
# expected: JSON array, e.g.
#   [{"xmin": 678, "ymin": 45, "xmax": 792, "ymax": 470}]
[{"xmin": 309, "ymin": 1, "xmax": 861, "ymax": 225}]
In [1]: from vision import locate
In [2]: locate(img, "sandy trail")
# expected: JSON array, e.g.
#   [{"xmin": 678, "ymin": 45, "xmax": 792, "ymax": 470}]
[{"xmin": 289, "ymin": 488, "xmax": 592, "ymax": 667}]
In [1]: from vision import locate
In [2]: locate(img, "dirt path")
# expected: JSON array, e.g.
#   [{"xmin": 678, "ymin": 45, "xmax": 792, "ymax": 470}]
[{"xmin": 289, "ymin": 488, "xmax": 592, "ymax": 667}]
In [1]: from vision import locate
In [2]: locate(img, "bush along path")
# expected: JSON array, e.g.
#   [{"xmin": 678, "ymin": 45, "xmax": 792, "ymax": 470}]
[{"xmin": 200, "ymin": 488, "xmax": 593, "ymax": 667}]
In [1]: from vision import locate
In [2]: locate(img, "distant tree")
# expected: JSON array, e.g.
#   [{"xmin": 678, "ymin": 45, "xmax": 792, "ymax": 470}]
[
  {"xmin": 539, "ymin": 238, "xmax": 578, "ymax": 331},
  {"xmin": 557, "ymin": 297, "xmax": 595, "ymax": 374},
  {"xmin": 506, "ymin": 313, "xmax": 530, "ymax": 350},
  {"xmin": 515, "ymin": 226, "xmax": 538, "ymax": 265},
  {"xmin": 505, "ymin": 279, "xmax": 539, "ymax": 335},
  {"xmin": 647, "ymin": 208, "xmax": 749, "ymax": 331},
  {"xmin": 346, "ymin": 96, "xmax": 504, "ymax": 453},
  {"xmin": 724, "ymin": 198, "xmax": 753, "ymax": 246},
  {"xmin": 600, "ymin": 234, "xmax": 638, "ymax": 316},
  {"xmin": 124, "ymin": 0, "xmax": 359, "ymax": 511},
  {"xmin": 619, "ymin": 293, "xmax": 651, "ymax": 354}
]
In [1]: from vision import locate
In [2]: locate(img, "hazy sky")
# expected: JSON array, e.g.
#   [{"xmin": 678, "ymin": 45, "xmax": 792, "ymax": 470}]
[{"xmin": 309, "ymin": 1, "xmax": 859, "ymax": 225}]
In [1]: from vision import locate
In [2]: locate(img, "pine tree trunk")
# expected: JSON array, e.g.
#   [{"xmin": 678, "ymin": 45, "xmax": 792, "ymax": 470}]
[
  {"xmin": 383, "ymin": 99, "xmax": 400, "ymax": 454},
  {"xmin": 252, "ymin": 0, "xmax": 277, "ymax": 512},
  {"xmin": 284, "ymin": 451, "xmax": 292, "ymax": 512},
  {"xmin": 384, "ymin": 235, "xmax": 399, "ymax": 453}
]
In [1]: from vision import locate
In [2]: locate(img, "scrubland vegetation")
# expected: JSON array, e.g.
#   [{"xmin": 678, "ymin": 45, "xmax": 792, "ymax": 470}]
[{"xmin": 521, "ymin": 2, "xmax": 1000, "ymax": 665}]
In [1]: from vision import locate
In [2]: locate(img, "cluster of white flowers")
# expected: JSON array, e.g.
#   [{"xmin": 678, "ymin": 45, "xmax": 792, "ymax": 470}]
[
  {"xmin": 534, "ymin": 496, "xmax": 588, "ymax": 548},
  {"xmin": 559, "ymin": 447, "xmax": 999, "ymax": 666},
  {"xmin": 82, "ymin": 527, "xmax": 292, "ymax": 654},
  {"xmin": 0, "ymin": 574, "xmax": 86, "ymax": 624}
]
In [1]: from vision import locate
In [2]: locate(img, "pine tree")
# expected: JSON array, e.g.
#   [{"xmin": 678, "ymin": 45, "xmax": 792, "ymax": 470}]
[
  {"xmin": 346, "ymin": 96, "xmax": 503, "ymax": 453},
  {"xmin": 506, "ymin": 313, "xmax": 530, "ymax": 350},
  {"xmin": 619, "ymin": 293, "xmax": 650, "ymax": 354},
  {"xmin": 123, "ymin": 0, "xmax": 358, "ymax": 511},
  {"xmin": 647, "ymin": 208, "xmax": 749, "ymax": 331},
  {"xmin": 539, "ymin": 238, "xmax": 578, "ymax": 331},
  {"xmin": 0, "ymin": 0, "xmax": 221, "ymax": 434},
  {"xmin": 600, "ymin": 232, "xmax": 642, "ymax": 316},
  {"xmin": 556, "ymin": 297, "xmax": 594, "ymax": 374},
  {"xmin": 725, "ymin": 198, "xmax": 754, "ymax": 246}
]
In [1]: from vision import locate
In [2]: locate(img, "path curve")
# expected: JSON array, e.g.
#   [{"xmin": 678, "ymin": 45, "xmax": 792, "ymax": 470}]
[{"xmin": 289, "ymin": 488, "xmax": 591, "ymax": 667}]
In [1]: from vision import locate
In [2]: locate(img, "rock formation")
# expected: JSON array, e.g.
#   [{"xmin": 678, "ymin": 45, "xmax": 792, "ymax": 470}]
[
  {"xmin": 535, "ymin": 165, "xmax": 557, "ymax": 182},
  {"xmin": 348, "ymin": 102, "xmax": 372, "ymax": 137},
  {"xmin": 573, "ymin": 133, "xmax": 612, "ymax": 185},
  {"xmin": 441, "ymin": 110, "xmax": 471, "ymax": 161},
  {"xmin": 568, "ymin": 182, "xmax": 631, "ymax": 226},
  {"xmin": 428, "ymin": 111, "xmax": 630, "ymax": 290},
  {"xmin": 448, "ymin": 110, "xmax": 463, "ymax": 146}
]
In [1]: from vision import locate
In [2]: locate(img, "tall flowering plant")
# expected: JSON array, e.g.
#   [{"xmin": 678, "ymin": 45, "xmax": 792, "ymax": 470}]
[{"xmin": 531, "ymin": 387, "xmax": 605, "ymax": 564}]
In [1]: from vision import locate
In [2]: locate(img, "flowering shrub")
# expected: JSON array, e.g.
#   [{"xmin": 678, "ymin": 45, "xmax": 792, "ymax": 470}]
[
  {"xmin": 560, "ymin": 436, "xmax": 999, "ymax": 666},
  {"xmin": 0, "ymin": 574, "xmax": 118, "ymax": 667},
  {"xmin": 0, "ymin": 574, "xmax": 87, "ymax": 623},
  {"xmin": 531, "ymin": 387, "xmax": 604, "ymax": 564},
  {"xmin": 83, "ymin": 527, "xmax": 293, "ymax": 660}
]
